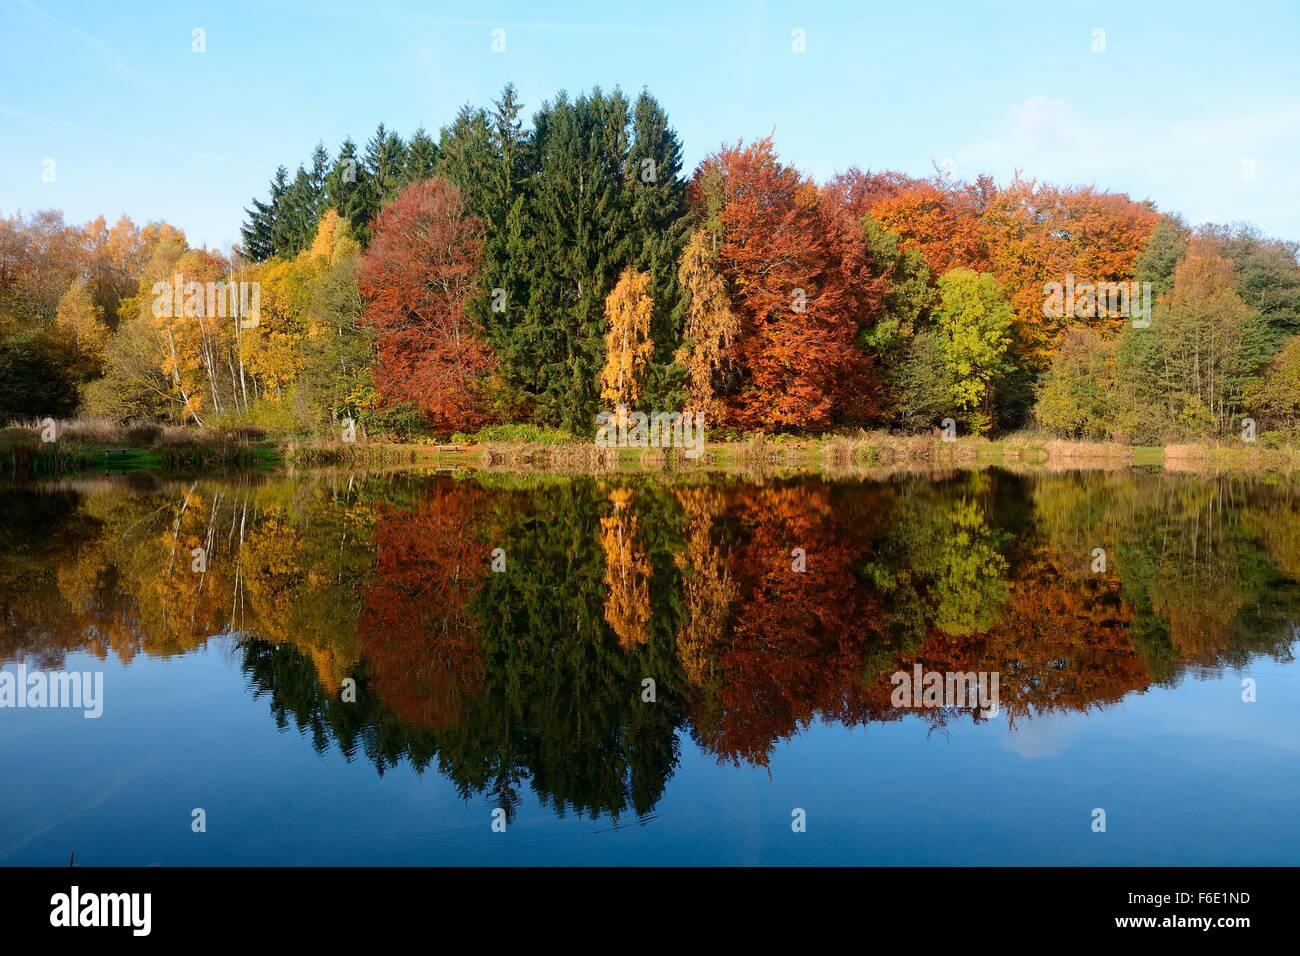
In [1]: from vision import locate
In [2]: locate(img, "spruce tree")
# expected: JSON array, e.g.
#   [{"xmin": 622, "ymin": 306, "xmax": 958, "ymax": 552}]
[
  {"xmin": 403, "ymin": 127, "xmax": 439, "ymax": 184},
  {"xmin": 359, "ymin": 124, "xmax": 408, "ymax": 239},
  {"xmin": 272, "ymin": 165, "xmax": 315, "ymax": 256},
  {"xmin": 509, "ymin": 88, "xmax": 638, "ymax": 429},
  {"xmin": 435, "ymin": 106, "xmax": 496, "ymax": 215},
  {"xmin": 240, "ymin": 196, "xmax": 275, "ymax": 262},
  {"xmin": 240, "ymin": 166, "xmax": 288, "ymax": 262},
  {"xmin": 625, "ymin": 90, "xmax": 688, "ymax": 372},
  {"xmin": 307, "ymin": 142, "xmax": 331, "ymax": 218},
  {"xmin": 327, "ymin": 138, "xmax": 370, "ymax": 240}
]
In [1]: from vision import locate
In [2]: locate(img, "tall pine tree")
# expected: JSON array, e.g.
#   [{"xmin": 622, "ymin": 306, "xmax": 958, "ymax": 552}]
[
  {"xmin": 358, "ymin": 124, "xmax": 408, "ymax": 241},
  {"xmin": 403, "ymin": 127, "xmax": 439, "ymax": 184},
  {"xmin": 326, "ymin": 137, "xmax": 369, "ymax": 240},
  {"xmin": 240, "ymin": 166, "xmax": 288, "ymax": 262}
]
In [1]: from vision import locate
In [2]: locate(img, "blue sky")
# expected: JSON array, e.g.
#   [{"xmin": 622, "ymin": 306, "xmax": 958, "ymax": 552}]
[{"xmin": 2, "ymin": 0, "xmax": 1298, "ymax": 250}]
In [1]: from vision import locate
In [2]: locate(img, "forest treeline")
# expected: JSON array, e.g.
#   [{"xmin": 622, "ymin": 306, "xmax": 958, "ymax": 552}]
[{"xmin": 3, "ymin": 83, "xmax": 1300, "ymax": 443}]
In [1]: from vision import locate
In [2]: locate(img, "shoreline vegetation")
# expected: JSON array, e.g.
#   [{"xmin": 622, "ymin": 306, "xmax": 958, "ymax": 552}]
[{"xmin": 6, "ymin": 419, "xmax": 1300, "ymax": 478}]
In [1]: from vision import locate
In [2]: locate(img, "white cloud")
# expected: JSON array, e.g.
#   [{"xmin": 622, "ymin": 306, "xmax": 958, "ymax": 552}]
[
  {"xmin": 956, "ymin": 95, "xmax": 1300, "ymax": 238},
  {"xmin": 1001, "ymin": 711, "xmax": 1080, "ymax": 759}
]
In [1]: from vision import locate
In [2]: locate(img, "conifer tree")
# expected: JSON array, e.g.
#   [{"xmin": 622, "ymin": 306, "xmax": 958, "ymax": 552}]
[
  {"xmin": 403, "ymin": 128, "xmax": 439, "ymax": 184},
  {"xmin": 327, "ymin": 138, "xmax": 369, "ymax": 240},
  {"xmin": 240, "ymin": 166, "xmax": 288, "ymax": 262},
  {"xmin": 359, "ymin": 124, "xmax": 408, "ymax": 239},
  {"xmin": 625, "ymin": 91, "xmax": 688, "ymax": 361},
  {"xmin": 272, "ymin": 165, "xmax": 315, "ymax": 257}
]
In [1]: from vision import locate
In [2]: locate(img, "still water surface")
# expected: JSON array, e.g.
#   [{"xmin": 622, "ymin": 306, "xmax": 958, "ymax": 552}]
[{"xmin": 2, "ymin": 467, "xmax": 1298, "ymax": 864}]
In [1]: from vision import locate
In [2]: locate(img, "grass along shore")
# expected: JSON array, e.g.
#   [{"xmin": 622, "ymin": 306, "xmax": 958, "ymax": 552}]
[{"xmin": 5, "ymin": 418, "xmax": 1300, "ymax": 477}]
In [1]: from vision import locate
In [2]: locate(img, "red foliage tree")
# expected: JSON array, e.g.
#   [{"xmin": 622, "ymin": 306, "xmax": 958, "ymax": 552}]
[
  {"xmin": 696, "ymin": 138, "xmax": 884, "ymax": 430},
  {"xmin": 823, "ymin": 167, "xmax": 925, "ymax": 223},
  {"xmin": 359, "ymin": 178, "xmax": 497, "ymax": 431}
]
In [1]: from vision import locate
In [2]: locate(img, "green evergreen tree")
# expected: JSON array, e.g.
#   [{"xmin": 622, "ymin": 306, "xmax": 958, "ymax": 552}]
[
  {"xmin": 625, "ymin": 90, "xmax": 688, "ymax": 376},
  {"xmin": 307, "ymin": 142, "xmax": 330, "ymax": 214},
  {"xmin": 272, "ymin": 164, "xmax": 315, "ymax": 257},
  {"xmin": 240, "ymin": 166, "xmax": 288, "ymax": 262},
  {"xmin": 326, "ymin": 138, "xmax": 369, "ymax": 240},
  {"xmin": 402, "ymin": 127, "xmax": 439, "ymax": 184},
  {"xmin": 359, "ymin": 124, "xmax": 407, "ymax": 239},
  {"xmin": 503, "ymin": 88, "xmax": 641, "ymax": 428},
  {"xmin": 1134, "ymin": 213, "xmax": 1190, "ymax": 298}
]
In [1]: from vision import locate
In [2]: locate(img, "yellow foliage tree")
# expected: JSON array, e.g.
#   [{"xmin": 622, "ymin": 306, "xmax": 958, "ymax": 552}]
[
  {"xmin": 153, "ymin": 248, "xmax": 228, "ymax": 424},
  {"xmin": 308, "ymin": 209, "xmax": 344, "ymax": 261},
  {"xmin": 599, "ymin": 267, "xmax": 654, "ymax": 410},
  {"xmin": 675, "ymin": 228, "xmax": 739, "ymax": 416},
  {"xmin": 54, "ymin": 278, "xmax": 109, "ymax": 376},
  {"xmin": 244, "ymin": 214, "xmax": 352, "ymax": 403}
]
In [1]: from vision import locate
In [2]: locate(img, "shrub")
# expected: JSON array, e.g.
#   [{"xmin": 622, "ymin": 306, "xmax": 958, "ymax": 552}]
[
  {"xmin": 471, "ymin": 423, "xmax": 577, "ymax": 445},
  {"xmin": 125, "ymin": 422, "xmax": 163, "ymax": 446},
  {"xmin": 360, "ymin": 402, "xmax": 432, "ymax": 442}
]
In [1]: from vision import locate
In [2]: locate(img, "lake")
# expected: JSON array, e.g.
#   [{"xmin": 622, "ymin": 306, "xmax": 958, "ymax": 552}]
[{"xmin": 2, "ymin": 466, "xmax": 1298, "ymax": 865}]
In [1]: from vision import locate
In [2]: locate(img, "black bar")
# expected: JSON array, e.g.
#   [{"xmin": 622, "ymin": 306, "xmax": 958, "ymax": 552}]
[{"xmin": 0, "ymin": 866, "xmax": 1281, "ymax": 941}]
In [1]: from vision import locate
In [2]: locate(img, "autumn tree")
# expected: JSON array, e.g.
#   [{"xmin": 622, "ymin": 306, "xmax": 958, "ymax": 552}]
[
  {"xmin": 672, "ymin": 486, "xmax": 736, "ymax": 687},
  {"xmin": 360, "ymin": 481, "xmax": 491, "ymax": 730},
  {"xmin": 54, "ymin": 278, "xmax": 109, "ymax": 383},
  {"xmin": 675, "ymin": 227, "xmax": 739, "ymax": 416},
  {"xmin": 0, "ymin": 211, "xmax": 107, "ymax": 418},
  {"xmin": 599, "ymin": 487, "xmax": 653, "ymax": 650},
  {"xmin": 695, "ymin": 137, "xmax": 883, "ymax": 430},
  {"xmin": 869, "ymin": 177, "xmax": 991, "ymax": 278},
  {"xmin": 359, "ymin": 177, "xmax": 497, "ymax": 432},
  {"xmin": 1034, "ymin": 327, "xmax": 1116, "ymax": 439},
  {"xmin": 932, "ymin": 269, "xmax": 1014, "ymax": 434},
  {"xmin": 243, "ymin": 250, "xmax": 312, "ymax": 405},
  {"xmin": 980, "ymin": 179, "xmax": 1157, "ymax": 364},
  {"xmin": 1245, "ymin": 335, "xmax": 1300, "ymax": 433},
  {"xmin": 157, "ymin": 247, "xmax": 243, "ymax": 424},
  {"xmin": 1114, "ymin": 251, "xmax": 1269, "ymax": 437},
  {"xmin": 296, "ymin": 213, "xmax": 374, "ymax": 431},
  {"xmin": 1193, "ymin": 223, "xmax": 1300, "ymax": 351},
  {"xmin": 824, "ymin": 167, "xmax": 923, "ymax": 221},
  {"xmin": 599, "ymin": 267, "xmax": 655, "ymax": 411}
]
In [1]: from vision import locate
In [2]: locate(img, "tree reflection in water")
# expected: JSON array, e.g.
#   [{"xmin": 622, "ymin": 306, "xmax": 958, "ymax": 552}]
[{"xmin": 2, "ymin": 468, "xmax": 1297, "ymax": 822}]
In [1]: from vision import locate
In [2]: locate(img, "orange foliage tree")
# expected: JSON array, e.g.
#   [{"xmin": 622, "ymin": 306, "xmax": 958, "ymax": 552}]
[
  {"xmin": 693, "ymin": 138, "xmax": 884, "ymax": 430},
  {"xmin": 675, "ymin": 228, "xmax": 740, "ymax": 417},
  {"xmin": 679, "ymin": 482, "xmax": 889, "ymax": 765},
  {"xmin": 980, "ymin": 179, "xmax": 1157, "ymax": 362},
  {"xmin": 599, "ymin": 268, "xmax": 655, "ymax": 410},
  {"xmin": 867, "ymin": 177, "xmax": 993, "ymax": 277},
  {"xmin": 599, "ymin": 487, "xmax": 653, "ymax": 650}
]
